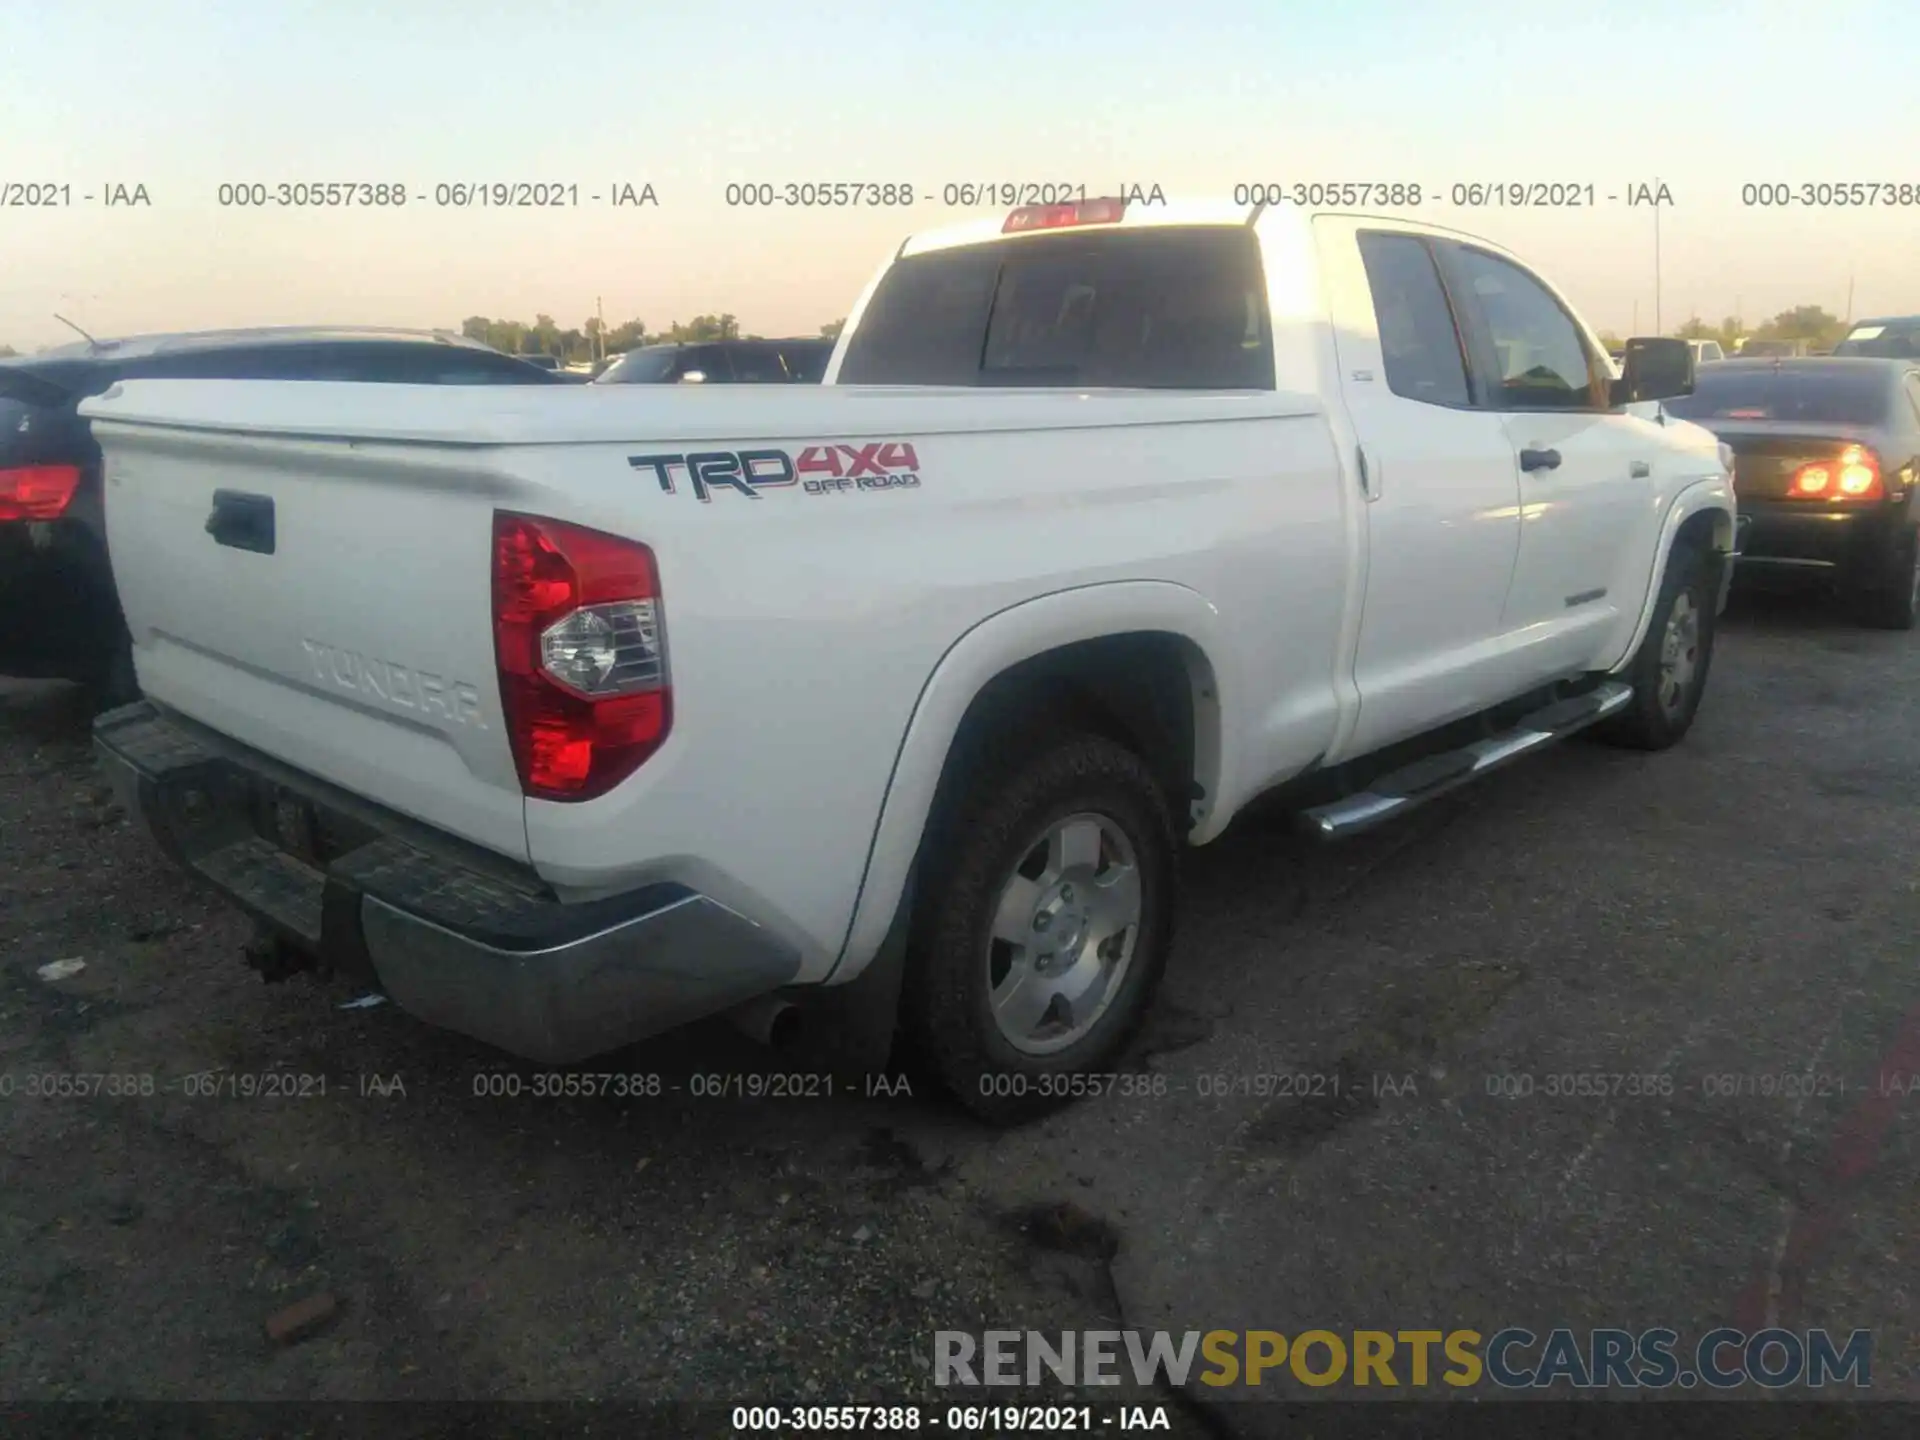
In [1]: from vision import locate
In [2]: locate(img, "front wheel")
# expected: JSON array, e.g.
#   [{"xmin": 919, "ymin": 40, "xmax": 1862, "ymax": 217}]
[
  {"xmin": 1596, "ymin": 540, "xmax": 1717, "ymax": 751},
  {"xmin": 903, "ymin": 732, "xmax": 1177, "ymax": 1124}
]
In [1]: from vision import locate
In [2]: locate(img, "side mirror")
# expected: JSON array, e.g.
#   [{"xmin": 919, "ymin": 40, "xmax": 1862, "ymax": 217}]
[
  {"xmin": 1610, "ymin": 336, "xmax": 1695, "ymax": 406},
  {"xmin": 678, "ymin": 371, "xmax": 707, "ymax": 385}
]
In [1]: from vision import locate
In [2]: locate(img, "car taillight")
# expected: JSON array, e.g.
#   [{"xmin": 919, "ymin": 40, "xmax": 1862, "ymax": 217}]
[
  {"xmin": 0, "ymin": 464, "xmax": 82, "ymax": 521},
  {"xmin": 1003, "ymin": 197, "xmax": 1127, "ymax": 233},
  {"xmin": 492, "ymin": 512, "xmax": 670, "ymax": 802},
  {"xmin": 1789, "ymin": 444, "xmax": 1882, "ymax": 501}
]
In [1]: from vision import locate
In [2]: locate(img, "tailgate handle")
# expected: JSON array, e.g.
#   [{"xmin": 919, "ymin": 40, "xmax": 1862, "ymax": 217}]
[{"xmin": 206, "ymin": 490, "xmax": 276, "ymax": 555}]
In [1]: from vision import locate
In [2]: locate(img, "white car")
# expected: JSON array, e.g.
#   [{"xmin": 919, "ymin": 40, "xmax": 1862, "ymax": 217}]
[{"xmin": 84, "ymin": 199, "xmax": 1734, "ymax": 1120}]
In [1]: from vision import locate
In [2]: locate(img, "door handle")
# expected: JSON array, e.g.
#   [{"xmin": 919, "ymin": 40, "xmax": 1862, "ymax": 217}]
[
  {"xmin": 1629, "ymin": 460, "xmax": 1651, "ymax": 478},
  {"xmin": 1356, "ymin": 443, "xmax": 1382, "ymax": 501},
  {"xmin": 206, "ymin": 489, "xmax": 276, "ymax": 555},
  {"xmin": 1518, "ymin": 447, "xmax": 1562, "ymax": 473}
]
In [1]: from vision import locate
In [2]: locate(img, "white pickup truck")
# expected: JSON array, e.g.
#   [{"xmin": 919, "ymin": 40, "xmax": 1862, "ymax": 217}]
[{"xmin": 85, "ymin": 199, "xmax": 1735, "ymax": 1121}]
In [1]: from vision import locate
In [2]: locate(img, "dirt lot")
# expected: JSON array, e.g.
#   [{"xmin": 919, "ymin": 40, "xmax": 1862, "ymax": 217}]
[{"xmin": 2, "ymin": 587, "xmax": 1917, "ymax": 1434}]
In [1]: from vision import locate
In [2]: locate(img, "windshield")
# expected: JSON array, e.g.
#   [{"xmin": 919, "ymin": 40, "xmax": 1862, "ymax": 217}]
[
  {"xmin": 596, "ymin": 348, "xmax": 683, "ymax": 384},
  {"xmin": 1664, "ymin": 366, "xmax": 1892, "ymax": 425},
  {"xmin": 1833, "ymin": 322, "xmax": 1920, "ymax": 359}
]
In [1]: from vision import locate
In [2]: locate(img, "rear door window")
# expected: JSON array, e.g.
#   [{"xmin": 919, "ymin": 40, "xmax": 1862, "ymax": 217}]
[
  {"xmin": 839, "ymin": 226, "xmax": 1275, "ymax": 389},
  {"xmin": 1355, "ymin": 232, "xmax": 1472, "ymax": 407}
]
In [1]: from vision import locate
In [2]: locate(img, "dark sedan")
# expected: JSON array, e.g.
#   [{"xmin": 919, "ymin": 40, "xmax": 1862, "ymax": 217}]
[
  {"xmin": 1664, "ymin": 357, "xmax": 1920, "ymax": 628},
  {"xmin": 0, "ymin": 327, "xmax": 562, "ymax": 706}
]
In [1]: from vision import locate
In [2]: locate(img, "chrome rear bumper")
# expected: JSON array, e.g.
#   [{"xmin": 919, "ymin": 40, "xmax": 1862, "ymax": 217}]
[{"xmin": 94, "ymin": 702, "xmax": 799, "ymax": 1063}]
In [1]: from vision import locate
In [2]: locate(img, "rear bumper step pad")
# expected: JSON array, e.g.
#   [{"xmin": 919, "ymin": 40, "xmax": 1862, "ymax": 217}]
[{"xmin": 93, "ymin": 701, "xmax": 800, "ymax": 1063}]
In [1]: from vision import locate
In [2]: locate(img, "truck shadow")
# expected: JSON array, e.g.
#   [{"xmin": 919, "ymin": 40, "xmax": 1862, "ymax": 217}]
[{"xmin": 1721, "ymin": 579, "xmax": 1897, "ymax": 639}]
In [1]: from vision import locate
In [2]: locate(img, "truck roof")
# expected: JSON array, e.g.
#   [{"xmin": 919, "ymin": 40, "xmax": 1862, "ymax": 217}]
[
  {"xmin": 896, "ymin": 198, "xmax": 1526, "ymax": 261},
  {"xmin": 900, "ymin": 199, "xmax": 1256, "ymax": 256}
]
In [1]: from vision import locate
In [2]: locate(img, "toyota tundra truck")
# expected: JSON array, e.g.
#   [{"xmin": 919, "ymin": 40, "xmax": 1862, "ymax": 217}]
[{"xmin": 84, "ymin": 199, "xmax": 1735, "ymax": 1121}]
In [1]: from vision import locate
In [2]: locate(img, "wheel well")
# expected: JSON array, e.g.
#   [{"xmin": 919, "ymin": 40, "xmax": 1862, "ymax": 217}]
[
  {"xmin": 1677, "ymin": 506, "xmax": 1732, "ymax": 557},
  {"xmin": 928, "ymin": 632, "xmax": 1217, "ymax": 839}
]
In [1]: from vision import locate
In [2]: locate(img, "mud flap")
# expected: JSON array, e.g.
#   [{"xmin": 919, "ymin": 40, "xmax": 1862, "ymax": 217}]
[{"xmin": 791, "ymin": 872, "xmax": 917, "ymax": 1080}]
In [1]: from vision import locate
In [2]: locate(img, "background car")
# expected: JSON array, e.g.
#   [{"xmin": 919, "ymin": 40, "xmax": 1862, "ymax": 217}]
[
  {"xmin": 0, "ymin": 326, "xmax": 563, "ymax": 707},
  {"xmin": 1664, "ymin": 357, "xmax": 1920, "ymax": 627},
  {"xmin": 1688, "ymin": 339, "xmax": 1725, "ymax": 365},
  {"xmin": 1833, "ymin": 315, "xmax": 1920, "ymax": 359},
  {"xmin": 594, "ymin": 337, "xmax": 833, "ymax": 385},
  {"xmin": 512, "ymin": 353, "xmax": 593, "ymax": 382}
]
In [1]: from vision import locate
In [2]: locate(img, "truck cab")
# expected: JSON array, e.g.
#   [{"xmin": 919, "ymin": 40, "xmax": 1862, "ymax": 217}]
[{"xmin": 828, "ymin": 200, "xmax": 1730, "ymax": 762}]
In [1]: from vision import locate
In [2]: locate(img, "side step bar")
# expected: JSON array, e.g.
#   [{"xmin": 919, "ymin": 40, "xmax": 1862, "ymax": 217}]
[{"xmin": 1301, "ymin": 680, "xmax": 1635, "ymax": 840}]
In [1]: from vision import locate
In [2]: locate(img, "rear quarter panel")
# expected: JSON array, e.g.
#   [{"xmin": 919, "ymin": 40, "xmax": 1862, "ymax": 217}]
[{"xmin": 507, "ymin": 402, "xmax": 1348, "ymax": 982}]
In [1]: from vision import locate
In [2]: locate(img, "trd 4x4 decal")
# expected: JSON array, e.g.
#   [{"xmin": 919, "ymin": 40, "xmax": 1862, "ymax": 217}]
[{"xmin": 629, "ymin": 442, "xmax": 922, "ymax": 502}]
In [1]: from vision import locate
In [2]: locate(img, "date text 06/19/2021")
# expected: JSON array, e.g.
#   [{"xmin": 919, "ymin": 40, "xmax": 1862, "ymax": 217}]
[{"xmin": 730, "ymin": 1404, "xmax": 1172, "ymax": 1432}]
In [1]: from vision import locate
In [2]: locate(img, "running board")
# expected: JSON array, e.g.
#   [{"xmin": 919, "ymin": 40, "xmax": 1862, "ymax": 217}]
[{"xmin": 1301, "ymin": 681, "xmax": 1635, "ymax": 840}]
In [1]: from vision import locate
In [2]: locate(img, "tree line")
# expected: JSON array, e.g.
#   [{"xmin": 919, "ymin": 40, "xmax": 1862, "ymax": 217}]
[
  {"xmin": 1596, "ymin": 305, "xmax": 1854, "ymax": 354},
  {"xmin": 457, "ymin": 313, "xmax": 846, "ymax": 364}
]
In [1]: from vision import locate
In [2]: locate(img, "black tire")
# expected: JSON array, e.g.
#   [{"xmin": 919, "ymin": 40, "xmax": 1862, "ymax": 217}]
[
  {"xmin": 1596, "ymin": 540, "xmax": 1717, "ymax": 751},
  {"xmin": 902, "ymin": 730, "xmax": 1177, "ymax": 1125},
  {"xmin": 1855, "ymin": 527, "xmax": 1920, "ymax": 631}
]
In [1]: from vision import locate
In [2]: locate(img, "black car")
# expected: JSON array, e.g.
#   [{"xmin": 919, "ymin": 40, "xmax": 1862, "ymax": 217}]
[
  {"xmin": 0, "ymin": 327, "xmax": 562, "ymax": 706},
  {"xmin": 1664, "ymin": 357, "xmax": 1920, "ymax": 627},
  {"xmin": 1832, "ymin": 315, "xmax": 1920, "ymax": 360},
  {"xmin": 594, "ymin": 337, "xmax": 832, "ymax": 385}
]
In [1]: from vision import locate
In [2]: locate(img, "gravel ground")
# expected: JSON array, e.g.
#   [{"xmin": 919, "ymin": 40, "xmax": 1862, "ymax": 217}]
[{"xmin": 1, "ymin": 582, "xmax": 1916, "ymax": 1436}]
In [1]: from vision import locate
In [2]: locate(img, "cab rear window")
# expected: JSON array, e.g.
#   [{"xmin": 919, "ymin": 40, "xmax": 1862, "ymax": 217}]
[{"xmin": 838, "ymin": 226, "xmax": 1275, "ymax": 390}]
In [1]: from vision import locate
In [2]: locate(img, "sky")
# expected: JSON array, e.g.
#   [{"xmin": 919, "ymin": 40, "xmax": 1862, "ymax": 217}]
[{"xmin": 2, "ymin": 0, "xmax": 1915, "ymax": 352}]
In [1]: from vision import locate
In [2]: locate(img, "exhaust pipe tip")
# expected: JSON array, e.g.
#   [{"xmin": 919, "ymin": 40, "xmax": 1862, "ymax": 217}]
[{"xmin": 728, "ymin": 994, "xmax": 801, "ymax": 1049}]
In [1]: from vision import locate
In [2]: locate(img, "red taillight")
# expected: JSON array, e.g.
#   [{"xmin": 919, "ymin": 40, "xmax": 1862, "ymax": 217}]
[
  {"xmin": 1003, "ymin": 197, "xmax": 1127, "ymax": 233},
  {"xmin": 0, "ymin": 464, "xmax": 82, "ymax": 521},
  {"xmin": 491, "ymin": 512, "xmax": 670, "ymax": 802},
  {"xmin": 1790, "ymin": 444, "xmax": 1881, "ymax": 501}
]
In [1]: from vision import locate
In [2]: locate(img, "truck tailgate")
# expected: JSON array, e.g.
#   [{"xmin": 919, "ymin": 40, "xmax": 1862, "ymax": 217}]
[{"xmin": 88, "ymin": 396, "xmax": 529, "ymax": 863}]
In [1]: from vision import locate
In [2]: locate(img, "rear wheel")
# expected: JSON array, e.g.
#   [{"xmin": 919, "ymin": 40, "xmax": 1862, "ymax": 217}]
[
  {"xmin": 1596, "ymin": 540, "xmax": 1717, "ymax": 751},
  {"xmin": 903, "ymin": 730, "xmax": 1177, "ymax": 1125}
]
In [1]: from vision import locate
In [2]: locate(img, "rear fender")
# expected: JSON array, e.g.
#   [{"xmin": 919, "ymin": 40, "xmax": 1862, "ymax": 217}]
[{"xmin": 825, "ymin": 581, "xmax": 1229, "ymax": 983}]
